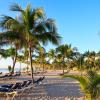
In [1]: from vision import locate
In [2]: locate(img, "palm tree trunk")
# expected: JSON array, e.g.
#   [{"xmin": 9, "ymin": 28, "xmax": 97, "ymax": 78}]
[
  {"xmin": 27, "ymin": 56, "xmax": 29, "ymax": 73},
  {"xmin": 11, "ymin": 49, "xmax": 17, "ymax": 74},
  {"xmin": 62, "ymin": 57, "xmax": 65, "ymax": 74},
  {"xmin": 20, "ymin": 60, "xmax": 21, "ymax": 75},
  {"xmin": 29, "ymin": 46, "xmax": 34, "ymax": 84},
  {"xmin": 43, "ymin": 62, "xmax": 44, "ymax": 71},
  {"xmin": 63, "ymin": 66, "xmax": 64, "ymax": 74},
  {"xmin": 53, "ymin": 63, "xmax": 55, "ymax": 70}
]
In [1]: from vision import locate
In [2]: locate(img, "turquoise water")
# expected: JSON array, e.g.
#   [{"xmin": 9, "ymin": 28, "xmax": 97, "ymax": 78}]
[{"xmin": 0, "ymin": 68, "xmax": 20, "ymax": 73}]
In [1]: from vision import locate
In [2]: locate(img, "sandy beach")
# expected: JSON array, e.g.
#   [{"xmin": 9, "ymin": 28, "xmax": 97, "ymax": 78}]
[{"xmin": 0, "ymin": 70, "xmax": 86, "ymax": 100}]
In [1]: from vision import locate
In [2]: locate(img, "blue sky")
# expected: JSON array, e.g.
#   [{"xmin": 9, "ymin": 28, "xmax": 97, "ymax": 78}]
[{"xmin": 0, "ymin": 0, "xmax": 100, "ymax": 68}]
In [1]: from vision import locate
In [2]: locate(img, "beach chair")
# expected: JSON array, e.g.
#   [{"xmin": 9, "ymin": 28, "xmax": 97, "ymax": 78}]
[
  {"xmin": 34, "ymin": 78, "xmax": 40, "ymax": 85},
  {"xmin": 18, "ymin": 80, "xmax": 33, "ymax": 95},
  {"xmin": 14, "ymin": 80, "xmax": 33, "ymax": 97},
  {"xmin": 13, "ymin": 72, "xmax": 21, "ymax": 78},
  {"xmin": 12, "ymin": 80, "xmax": 33, "ymax": 98},
  {"xmin": 0, "ymin": 74, "xmax": 13, "ymax": 80},
  {"xmin": 0, "ymin": 82, "xmax": 24, "ymax": 99},
  {"xmin": 0, "ymin": 80, "xmax": 34, "ymax": 100},
  {"xmin": 21, "ymin": 81, "xmax": 27, "ymax": 87},
  {"xmin": 26, "ymin": 80, "xmax": 32, "ymax": 87},
  {"xmin": 1, "ymin": 84, "xmax": 13, "ymax": 89},
  {"xmin": 0, "ymin": 87, "xmax": 17, "ymax": 100},
  {"xmin": 16, "ymin": 72, "xmax": 21, "ymax": 76},
  {"xmin": 41, "ymin": 76, "xmax": 45, "ymax": 81},
  {"xmin": 39, "ymin": 76, "xmax": 45, "ymax": 84},
  {"xmin": 0, "ymin": 82, "xmax": 22, "ymax": 100},
  {"xmin": 7, "ymin": 74, "xmax": 13, "ymax": 79},
  {"xmin": 34, "ymin": 76, "xmax": 45, "ymax": 85},
  {"xmin": 0, "ymin": 74, "xmax": 8, "ymax": 78}
]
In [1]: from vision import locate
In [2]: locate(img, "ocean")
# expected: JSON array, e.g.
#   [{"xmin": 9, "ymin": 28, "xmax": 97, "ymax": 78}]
[{"xmin": 0, "ymin": 68, "xmax": 20, "ymax": 73}]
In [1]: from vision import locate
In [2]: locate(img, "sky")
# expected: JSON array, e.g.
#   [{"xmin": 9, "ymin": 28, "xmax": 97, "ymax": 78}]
[{"xmin": 0, "ymin": 0, "xmax": 100, "ymax": 68}]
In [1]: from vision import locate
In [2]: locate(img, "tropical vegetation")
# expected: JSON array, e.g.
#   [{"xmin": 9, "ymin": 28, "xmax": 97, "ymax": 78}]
[
  {"xmin": 0, "ymin": 3, "xmax": 100, "ymax": 100},
  {"xmin": 0, "ymin": 3, "xmax": 61, "ymax": 83},
  {"xmin": 63, "ymin": 70, "xmax": 100, "ymax": 100}
]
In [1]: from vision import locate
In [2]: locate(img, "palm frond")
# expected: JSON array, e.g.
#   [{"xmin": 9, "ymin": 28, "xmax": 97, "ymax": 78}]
[
  {"xmin": 86, "ymin": 70, "xmax": 98, "ymax": 82},
  {"xmin": 63, "ymin": 75, "xmax": 88, "ymax": 91},
  {"xmin": 86, "ymin": 70, "xmax": 100, "ymax": 99},
  {"xmin": 0, "ymin": 49, "xmax": 9, "ymax": 58},
  {"xmin": 35, "ymin": 32, "xmax": 61, "ymax": 45},
  {"xmin": 29, "ymin": 9, "xmax": 36, "ymax": 29},
  {"xmin": 0, "ymin": 15, "xmax": 15, "ymax": 29},
  {"xmin": 0, "ymin": 15, "xmax": 23, "ymax": 31},
  {"xmin": 0, "ymin": 31, "xmax": 27, "ymax": 48},
  {"xmin": 34, "ymin": 22, "xmax": 46, "ymax": 33},
  {"xmin": 35, "ymin": 8, "xmax": 44, "ymax": 19},
  {"xmin": 10, "ymin": 3, "xmax": 24, "ymax": 13},
  {"xmin": 45, "ymin": 19, "xmax": 56, "ymax": 31},
  {"xmin": 0, "ymin": 31, "xmax": 20, "ymax": 40}
]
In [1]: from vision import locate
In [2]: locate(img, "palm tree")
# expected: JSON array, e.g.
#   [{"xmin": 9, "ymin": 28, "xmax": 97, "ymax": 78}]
[
  {"xmin": 0, "ymin": 47, "xmax": 19, "ymax": 73},
  {"xmin": 17, "ymin": 54, "xmax": 24, "ymax": 74},
  {"xmin": 56, "ymin": 53, "xmax": 63, "ymax": 70},
  {"xmin": 56, "ymin": 44, "xmax": 72, "ymax": 74},
  {"xmin": 0, "ymin": 32, "xmax": 24, "ymax": 74},
  {"xmin": 84, "ymin": 51, "xmax": 96, "ymax": 70},
  {"xmin": 66, "ymin": 47, "xmax": 80, "ymax": 71},
  {"xmin": 48, "ymin": 49, "xmax": 56, "ymax": 70},
  {"xmin": 63, "ymin": 70, "xmax": 100, "ymax": 100},
  {"xmin": 36, "ymin": 46, "xmax": 46, "ymax": 71},
  {"xmin": 95, "ymin": 51, "xmax": 100, "ymax": 70},
  {"xmin": 0, "ymin": 49, "xmax": 9, "ymax": 59},
  {"xmin": 0, "ymin": 3, "xmax": 61, "ymax": 83},
  {"xmin": 75, "ymin": 53, "xmax": 85, "ymax": 75},
  {"xmin": 7, "ymin": 47, "xmax": 18, "ymax": 73}
]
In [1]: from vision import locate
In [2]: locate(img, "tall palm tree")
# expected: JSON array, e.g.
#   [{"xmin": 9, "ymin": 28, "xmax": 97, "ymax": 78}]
[{"xmin": 0, "ymin": 3, "xmax": 61, "ymax": 83}]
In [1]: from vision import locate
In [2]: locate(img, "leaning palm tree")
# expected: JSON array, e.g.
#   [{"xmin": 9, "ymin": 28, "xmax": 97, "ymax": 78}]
[
  {"xmin": 0, "ymin": 3, "xmax": 61, "ymax": 83},
  {"xmin": 0, "ymin": 32, "xmax": 25, "ymax": 74},
  {"xmin": 63, "ymin": 70, "xmax": 100, "ymax": 100},
  {"xmin": 7, "ymin": 47, "xmax": 18, "ymax": 73}
]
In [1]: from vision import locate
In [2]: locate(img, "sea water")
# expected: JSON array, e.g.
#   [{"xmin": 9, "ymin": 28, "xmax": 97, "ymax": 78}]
[{"xmin": 0, "ymin": 68, "xmax": 20, "ymax": 73}]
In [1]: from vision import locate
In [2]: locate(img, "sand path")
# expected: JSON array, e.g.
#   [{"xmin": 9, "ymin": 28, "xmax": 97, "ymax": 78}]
[{"xmin": 13, "ymin": 77, "xmax": 85, "ymax": 100}]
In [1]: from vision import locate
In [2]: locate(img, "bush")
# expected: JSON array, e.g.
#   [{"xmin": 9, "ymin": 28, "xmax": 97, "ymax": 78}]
[{"xmin": 8, "ymin": 65, "xmax": 12, "ymax": 73}]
